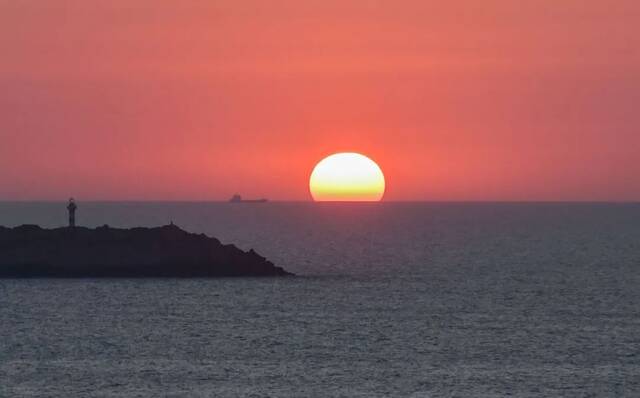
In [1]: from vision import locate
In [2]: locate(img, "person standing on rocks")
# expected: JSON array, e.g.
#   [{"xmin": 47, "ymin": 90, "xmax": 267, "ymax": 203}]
[{"xmin": 67, "ymin": 198, "xmax": 77, "ymax": 227}]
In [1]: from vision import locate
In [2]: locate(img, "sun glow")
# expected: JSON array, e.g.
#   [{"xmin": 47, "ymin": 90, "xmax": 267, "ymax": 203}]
[{"xmin": 309, "ymin": 152, "xmax": 385, "ymax": 202}]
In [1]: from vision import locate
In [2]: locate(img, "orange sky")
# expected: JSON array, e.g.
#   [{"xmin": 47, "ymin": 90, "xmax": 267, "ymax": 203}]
[{"xmin": 1, "ymin": 1, "xmax": 639, "ymax": 201}]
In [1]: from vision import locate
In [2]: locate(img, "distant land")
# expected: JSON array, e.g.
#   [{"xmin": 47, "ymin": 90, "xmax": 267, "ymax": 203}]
[{"xmin": 0, "ymin": 224, "xmax": 291, "ymax": 278}]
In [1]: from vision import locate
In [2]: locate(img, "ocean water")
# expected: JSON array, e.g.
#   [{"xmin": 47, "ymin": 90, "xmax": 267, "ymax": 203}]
[{"xmin": 0, "ymin": 202, "xmax": 639, "ymax": 397}]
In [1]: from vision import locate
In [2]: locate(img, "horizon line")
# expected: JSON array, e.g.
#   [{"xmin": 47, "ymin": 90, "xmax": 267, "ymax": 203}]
[{"xmin": 0, "ymin": 200, "xmax": 638, "ymax": 204}]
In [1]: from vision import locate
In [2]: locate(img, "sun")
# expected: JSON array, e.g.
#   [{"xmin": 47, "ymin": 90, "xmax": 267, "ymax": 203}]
[{"xmin": 309, "ymin": 152, "xmax": 385, "ymax": 202}]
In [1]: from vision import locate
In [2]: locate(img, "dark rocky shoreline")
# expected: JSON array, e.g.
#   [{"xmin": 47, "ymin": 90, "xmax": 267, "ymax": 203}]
[{"xmin": 0, "ymin": 224, "xmax": 292, "ymax": 278}]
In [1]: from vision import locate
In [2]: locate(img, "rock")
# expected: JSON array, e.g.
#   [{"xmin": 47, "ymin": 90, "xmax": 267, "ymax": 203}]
[{"xmin": 0, "ymin": 224, "xmax": 292, "ymax": 278}]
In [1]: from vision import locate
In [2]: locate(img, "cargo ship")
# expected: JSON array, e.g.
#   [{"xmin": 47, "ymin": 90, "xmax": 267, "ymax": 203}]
[{"xmin": 229, "ymin": 194, "xmax": 268, "ymax": 203}]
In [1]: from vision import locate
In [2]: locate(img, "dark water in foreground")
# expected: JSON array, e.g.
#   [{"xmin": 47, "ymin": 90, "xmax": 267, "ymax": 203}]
[{"xmin": 1, "ymin": 202, "xmax": 639, "ymax": 397}]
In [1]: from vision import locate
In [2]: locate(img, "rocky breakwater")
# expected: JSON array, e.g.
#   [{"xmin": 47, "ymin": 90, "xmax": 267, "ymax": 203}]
[{"xmin": 0, "ymin": 224, "xmax": 292, "ymax": 277}]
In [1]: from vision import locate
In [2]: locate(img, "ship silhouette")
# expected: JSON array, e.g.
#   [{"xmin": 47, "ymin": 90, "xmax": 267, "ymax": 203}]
[{"xmin": 229, "ymin": 194, "xmax": 268, "ymax": 203}]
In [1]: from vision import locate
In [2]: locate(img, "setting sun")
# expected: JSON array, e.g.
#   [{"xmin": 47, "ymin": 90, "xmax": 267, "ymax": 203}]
[{"xmin": 309, "ymin": 153, "xmax": 385, "ymax": 202}]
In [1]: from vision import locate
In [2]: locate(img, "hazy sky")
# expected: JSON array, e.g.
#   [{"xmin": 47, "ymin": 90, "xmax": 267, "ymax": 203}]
[{"xmin": 1, "ymin": 1, "xmax": 639, "ymax": 200}]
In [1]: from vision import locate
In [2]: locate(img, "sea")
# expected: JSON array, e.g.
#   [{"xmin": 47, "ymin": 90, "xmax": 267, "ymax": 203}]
[{"xmin": 0, "ymin": 202, "xmax": 639, "ymax": 397}]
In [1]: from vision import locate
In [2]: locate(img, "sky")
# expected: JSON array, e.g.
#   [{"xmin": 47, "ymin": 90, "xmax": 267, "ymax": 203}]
[{"xmin": 1, "ymin": 0, "xmax": 639, "ymax": 201}]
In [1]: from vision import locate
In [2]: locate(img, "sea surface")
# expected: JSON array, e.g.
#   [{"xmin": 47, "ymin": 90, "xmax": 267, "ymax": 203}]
[{"xmin": 0, "ymin": 202, "xmax": 639, "ymax": 397}]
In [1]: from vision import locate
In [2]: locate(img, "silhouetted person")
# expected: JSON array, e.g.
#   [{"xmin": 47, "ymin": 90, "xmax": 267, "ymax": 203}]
[{"xmin": 67, "ymin": 198, "xmax": 77, "ymax": 227}]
